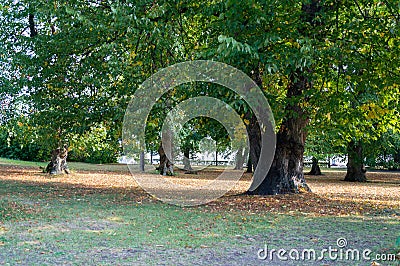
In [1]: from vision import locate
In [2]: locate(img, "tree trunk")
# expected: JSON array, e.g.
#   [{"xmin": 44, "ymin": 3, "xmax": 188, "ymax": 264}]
[
  {"xmin": 246, "ymin": 157, "xmax": 253, "ymax": 173},
  {"xmin": 139, "ymin": 151, "xmax": 145, "ymax": 172},
  {"xmin": 308, "ymin": 157, "xmax": 322, "ymax": 175},
  {"xmin": 247, "ymin": 114, "xmax": 261, "ymax": 172},
  {"xmin": 247, "ymin": 0, "xmax": 322, "ymax": 194},
  {"xmin": 344, "ymin": 141, "xmax": 367, "ymax": 182},
  {"xmin": 248, "ymin": 72, "xmax": 311, "ymax": 195},
  {"xmin": 234, "ymin": 146, "xmax": 247, "ymax": 170},
  {"xmin": 245, "ymin": 65, "xmax": 263, "ymax": 174},
  {"xmin": 158, "ymin": 143, "xmax": 174, "ymax": 176},
  {"xmin": 183, "ymin": 148, "xmax": 192, "ymax": 171},
  {"xmin": 46, "ymin": 145, "xmax": 70, "ymax": 175},
  {"xmin": 394, "ymin": 149, "xmax": 400, "ymax": 164},
  {"xmin": 28, "ymin": 13, "xmax": 38, "ymax": 37}
]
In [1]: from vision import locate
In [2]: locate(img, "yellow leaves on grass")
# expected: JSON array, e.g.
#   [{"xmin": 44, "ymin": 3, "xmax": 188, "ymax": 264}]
[{"xmin": 0, "ymin": 165, "xmax": 399, "ymax": 217}]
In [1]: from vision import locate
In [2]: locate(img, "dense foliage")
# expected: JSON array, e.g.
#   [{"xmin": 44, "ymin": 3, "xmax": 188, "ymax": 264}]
[{"xmin": 0, "ymin": 0, "xmax": 398, "ymax": 173}]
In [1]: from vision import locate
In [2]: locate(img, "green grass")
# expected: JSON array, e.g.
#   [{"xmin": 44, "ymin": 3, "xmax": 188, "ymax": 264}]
[
  {"xmin": 0, "ymin": 157, "xmax": 130, "ymax": 172},
  {"xmin": 0, "ymin": 158, "xmax": 399, "ymax": 265},
  {"xmin": 0, "ymin": 157, "xmax": 48, "ymax": 168},
  {"xmin": 1, "ymin": 180, "xmax": 399, "ymax": 265}
]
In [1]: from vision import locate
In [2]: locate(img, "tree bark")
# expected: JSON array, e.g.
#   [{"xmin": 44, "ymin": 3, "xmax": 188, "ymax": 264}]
[
  {"xmin": 246, "ymin": 114, "xmax": 261, "ymax": 173},
  {"xmin": 234, "ymin": 146, "xmax": 247, "ymax": 170},
  {"xmin": 158, "ymin": 143, "xmax": 174, "ymax": 176},
  {"xmin": 248, "ymin": 72, "xmax": 311, "ymax": 195},
  {"xmin": 344, "ymin": 141, "xmax": 367, "ymax": 182},
  {"xmin": 183, "ymin": 148, "xmax": 192, "ymax": 171},
  {"xmin": 247, "ymin": 0, "xmax": 322, "ymax": 194},
  {"xmin": 246, "ymin": 66, "xmax": 263, "ymax": 173},
  {"xmin": 28, "ymin": 13, "xmax": 38, "ymax": 37},
  {"xmin": 308, "ymin": 157, "xmax": 322, "ymax": 175},
  {"xmin": 139, "ymin": 151, "xmax": 145, "ymax": 172},
  {"xmin": 394, "ymin": 149, "xmax": 400, "ymax": 165},
  {"xmin": 46, "ymin": 145, "xmax": 70, "ymax": 175},
  {"xmin": 246, "ymin": 157, "xmax": 253, "ymax": 173}
]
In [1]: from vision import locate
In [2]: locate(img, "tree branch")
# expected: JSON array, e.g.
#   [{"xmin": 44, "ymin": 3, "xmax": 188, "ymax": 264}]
[
  {"xmin": 29, "ymin": 14, "xmax": 38, "ymax": 37},
  {"xmin": 353, "ymin": 0, "xmax": 367, "ymax": 20},
  {"xmin": 382, "ymin": 0, "xmax": 400, "ymax": 23}
]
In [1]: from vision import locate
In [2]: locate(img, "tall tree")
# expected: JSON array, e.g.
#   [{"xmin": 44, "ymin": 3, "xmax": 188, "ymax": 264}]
[
  {"xmin": 199, "ymin": 0, "xmax": 399, "ymax": 191},
  {"xmin": 2, "ymin": 0, "xmax": 398, "ymax": 185}
]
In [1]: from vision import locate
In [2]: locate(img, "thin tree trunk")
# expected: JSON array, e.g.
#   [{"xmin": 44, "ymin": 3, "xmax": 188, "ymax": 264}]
[
  {"xmin": 344, "ymin": 141, "xmax": 367, "ymax": 182},
  {"xmin": 139, "ymin": 151, "xmax": 145, "ymax": 172},
  {"xmin": 245, "ymin": 65, "xmax": 263, "ymax": 174},
  {"xmin": 183, "ymin": 148, "xmax": 192, "ymax": 171},
  {"xmin": 28, "ymin": 13, "xmax": 38, "ymax": 37},
  {"xmin": 308, "ymin": 157, "xmax": 322, "ymax": 175},
  {"xmin": 247, "ymin": 114, "xmax": 261, "ymax": 173},
  {"xmin": 246, "ymin": 157, "xmax": 253, "ymax": 173},
  {"xmin": 46, "ymin": 145, "xmax": 70, "ymax": 175}
]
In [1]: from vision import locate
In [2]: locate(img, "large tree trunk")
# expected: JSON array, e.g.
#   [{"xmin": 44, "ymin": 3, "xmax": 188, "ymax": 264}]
[
  {"xmin": 247, "ymin": 0, "xmax": 321, "ymax": 195},
  {"xmin": 46, "ymin": 145, "xmax": 70, "ymax": 175},
  {"xmin": 308, "ymin": 157, "xmax": 322, "ymax": 175},
  {"xmin": 248, "ymin": 72, "xmax": 311, "ymax": 195},
  {"xmin": 158, "ymin": 143, "xmax": 174, "ymax": 176},
  {"xmin": 344, "ymin": 141, "xmax": 367, "ymax": 182}
]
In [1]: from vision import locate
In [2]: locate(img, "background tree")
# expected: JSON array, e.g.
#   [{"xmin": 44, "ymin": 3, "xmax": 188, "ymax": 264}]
[{"xmin": 1, "ymin": 0, "xmax": 398, "ymax": 187}]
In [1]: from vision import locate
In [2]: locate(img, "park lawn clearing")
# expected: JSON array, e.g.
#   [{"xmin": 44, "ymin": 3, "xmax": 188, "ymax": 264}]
[{"xmin": 0, "ymin": 159, "xmax": 399, "ymax": 265}]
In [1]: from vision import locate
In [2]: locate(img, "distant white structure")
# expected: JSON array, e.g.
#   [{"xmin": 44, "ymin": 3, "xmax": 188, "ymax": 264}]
[
  {"xmin": 118, "ymin": 150, "xmax": 236, "ymax": 166},
  {"xmin": 330, "ymin": 155, "xmax": 348, "ymax": 168}
]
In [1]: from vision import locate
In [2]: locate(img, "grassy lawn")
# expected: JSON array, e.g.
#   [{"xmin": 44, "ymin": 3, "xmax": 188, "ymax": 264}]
[
  {"xmin": 0, "ymin": 158, "xmax": 399, "ymax": 265},
  {"xmin": 0, "ymin": 158, "xmax": 130, "ymax": 173}
]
